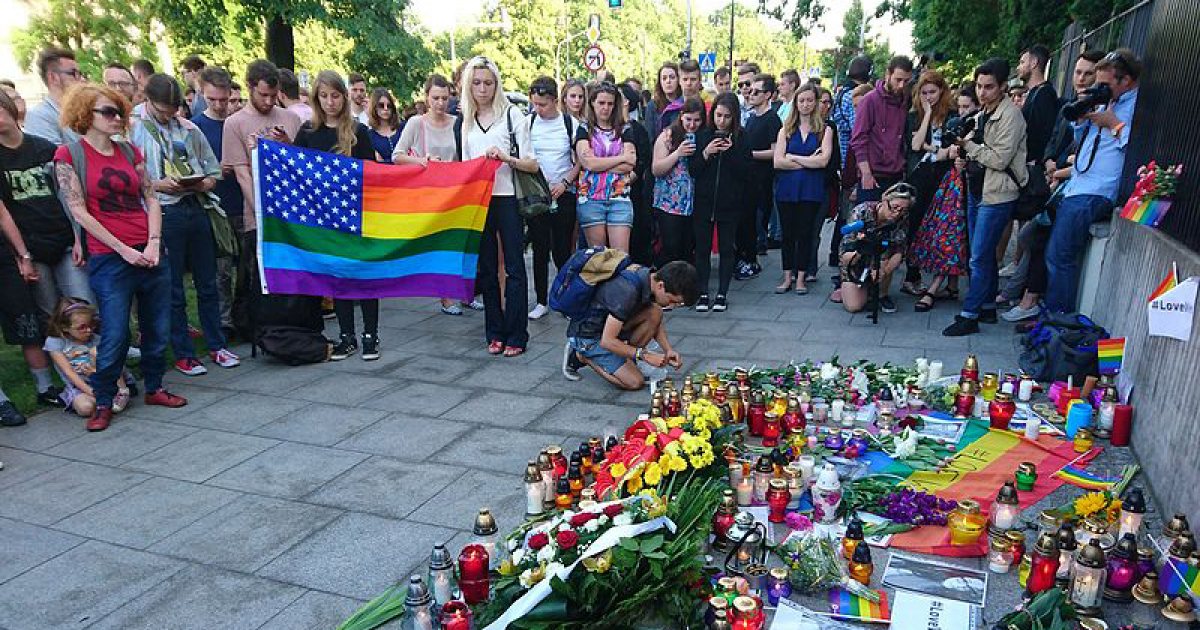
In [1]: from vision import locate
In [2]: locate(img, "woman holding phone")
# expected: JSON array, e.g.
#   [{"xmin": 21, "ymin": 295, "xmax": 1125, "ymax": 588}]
[{"xmin": 651, "ymin": 97, "xmax": 704, "ymax": 267}]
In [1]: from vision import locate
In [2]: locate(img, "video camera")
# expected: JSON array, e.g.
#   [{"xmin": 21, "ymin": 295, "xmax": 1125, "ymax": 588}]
[
  {"xmin": 941, "ymin": 115, "xmax": 978, "ymax": 148},
  {"xmin": 840, "ymin": 220, "xmax": 892, "ymax": 286},
  {"xmin": 1061, "ymin": 82, "xmax": 1114, "ymax": 122}
]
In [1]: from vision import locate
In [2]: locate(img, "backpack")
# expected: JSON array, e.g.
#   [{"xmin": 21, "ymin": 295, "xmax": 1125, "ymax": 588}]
[
  {"xmin": 256, "ymin": 326, "xmax": 331, "ymax": 365},
  {"xmin": 253, "ymin": 294, "xmax": 329, "ymax": 365},
  {"xmin": 549, "ymin": 246, "xmax": 638, "ymax": 321},
  {"xmin": 1018, "ymin": 311, "xmax": 1109, "ymax": 382}
]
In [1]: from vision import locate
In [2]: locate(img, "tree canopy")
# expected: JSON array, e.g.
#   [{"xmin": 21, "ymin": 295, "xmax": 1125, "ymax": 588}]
[{"xmin": 12, "ymin": 0, "xmax": 159, "ymax": 80}]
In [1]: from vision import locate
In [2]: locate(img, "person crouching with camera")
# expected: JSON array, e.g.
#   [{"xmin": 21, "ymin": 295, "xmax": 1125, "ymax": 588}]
[{"xmin": 837, "ymin": 183, "xmax": 914, "ymax": 313}]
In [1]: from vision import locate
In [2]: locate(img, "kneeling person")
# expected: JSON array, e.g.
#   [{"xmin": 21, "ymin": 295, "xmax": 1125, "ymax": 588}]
[
  {"xmin": 838, "ymin": 183, "xmax": 913, "ymax": 313},
  {"xmin": 564, "ymin": 261, "xmax": 696, "ymax": 390}
]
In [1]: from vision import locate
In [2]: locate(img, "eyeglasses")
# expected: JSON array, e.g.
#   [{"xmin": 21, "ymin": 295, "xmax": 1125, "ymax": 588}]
[
  {"xmin": 52, "ymin": 68, "xmax": 82, "ymax": 79},
  {"xmin": 106, "ymin": 80, "xmax": 135, "ymax": 90},
  {"xmin": 376, "ymin": 102, "xmax": 392, "ymax": 109},
  {"xmin": 749, "ymin": 88, "xmax": 769, "ymax": 96},
  {"xmin": 92, "ymin": 106, "xmax": 124, "ymax": 120},
  {"xmin": 737, "ymin": 81, "xmax": 752, "ymax": 88}
]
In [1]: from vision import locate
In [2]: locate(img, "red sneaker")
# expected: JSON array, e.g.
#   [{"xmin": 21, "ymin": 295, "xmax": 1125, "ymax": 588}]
[
  {"xmin": 144, "ymin": 389, "xmax": 188, "ymax": 408},
  {"xmin": 86, "ymin": 407, "xmax": 113, "ymax": 431}
]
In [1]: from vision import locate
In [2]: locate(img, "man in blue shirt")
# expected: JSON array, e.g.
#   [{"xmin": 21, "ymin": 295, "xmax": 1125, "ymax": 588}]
[{"xmin": 1044, "ymin": 49, "xmax": 1141, "ymax": 313}]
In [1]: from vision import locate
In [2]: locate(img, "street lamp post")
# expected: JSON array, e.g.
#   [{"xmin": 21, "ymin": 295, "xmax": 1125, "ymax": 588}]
[
  {"xmin": 556, "ymin": 14, "xmax": 600, "ymax": 84},
  {"xmin": 450, "ymin": 8, "xmax": 512, "ymax": 69}
]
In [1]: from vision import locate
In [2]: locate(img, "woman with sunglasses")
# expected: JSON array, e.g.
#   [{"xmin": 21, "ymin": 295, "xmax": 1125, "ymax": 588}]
[
  {"xmin": 53, "ymin": 83, "xmax": 188, "ymax": 431},
  {"xmin": 366, "ymin": 88, "xmax": 402, "ymax": 164},
  {"xmin": 837, "ymin": 183, "xmax": 913, "ymax": 313},
  {"xmin": 773, "ymin": 83, "xmax": 833, "ymax": 295}
]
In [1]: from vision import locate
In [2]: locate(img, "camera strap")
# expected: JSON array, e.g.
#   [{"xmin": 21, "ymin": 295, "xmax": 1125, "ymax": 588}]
[{"xmin": 1073, "ymin": 121, "xmax": 1104, "ymax": 175}]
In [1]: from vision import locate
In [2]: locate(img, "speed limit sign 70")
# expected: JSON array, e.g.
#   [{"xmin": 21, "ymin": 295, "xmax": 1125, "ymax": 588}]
[{"xmin": 583, "ymin": 45, "xmax": 606, "ymax": 72}]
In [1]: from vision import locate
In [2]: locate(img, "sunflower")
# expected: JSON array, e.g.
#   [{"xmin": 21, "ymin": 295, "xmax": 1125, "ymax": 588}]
[
  {"xmin": 1074, "ymin": 492, "xmax": 1109, "ymax": 517},
  {"xmin": 1106, "ymin": 499, "xmax": 1123, "ymax": 523},
  {"xmin": 609, "ymin": 462, "xmax": 628, "ymax": 479},
  {"xmin": 627, "ymin": 473, "xmax": 644, "ymax": 494}
]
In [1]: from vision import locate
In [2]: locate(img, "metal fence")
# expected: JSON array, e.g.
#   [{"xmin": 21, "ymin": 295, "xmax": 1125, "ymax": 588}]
[{"xmin": 1050, "ymin": 0, "xmax": 1154, "ymax": 99}]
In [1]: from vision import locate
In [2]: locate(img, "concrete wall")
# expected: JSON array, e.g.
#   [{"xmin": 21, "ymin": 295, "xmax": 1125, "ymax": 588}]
[{"xmin": 1091, "ymin": 220, "xmax": 1200, "ymax": 528}]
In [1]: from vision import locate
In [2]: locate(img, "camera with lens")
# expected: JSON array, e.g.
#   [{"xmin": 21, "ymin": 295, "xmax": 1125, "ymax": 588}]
[
  {"xmin": 842, "ymin": 225, "xmax": 892, "ymax": 287},
  {"xmin": 941, "ymin": 115, "xmax": 978, "ymax": 148},
  {"xmin": 1061, "ymin": 82, "xmax": 1114, "ymax": 122}
]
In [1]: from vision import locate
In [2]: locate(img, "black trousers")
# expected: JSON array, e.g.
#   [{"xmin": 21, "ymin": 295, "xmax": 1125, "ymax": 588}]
[
  {"xmin": 333, "ymin": 299, "xmax": 379, "ymax": 337},
  {"xmin": 478, "ymin": 196, "xmax": 529, "ymax": 348},
  {"xmin": 694, "ymin": 216, "xmax": 737, "ymax": 296},
  {"xmin": 528, "ymin": 195, "xmax": 577, "ymax": 305},
  {"xmin": 629, "ymin": 186, "xmax": 655, "ymax": 266},
  {"xmin": 778, "ymin": 201, "xmax": 820, "ymax": 274},
  {"xmin": 655, "ymin": 209, "xmax": 694, "ymax": 267},
  {"xmin": 740, "ymin": 175, "xmax": 772, "ymax": 264}
]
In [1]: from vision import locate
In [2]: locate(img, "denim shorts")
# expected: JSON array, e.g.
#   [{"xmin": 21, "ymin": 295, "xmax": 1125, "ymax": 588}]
[
  {"xmin": 568, "ymin": 336, "xmax": 627, "ymax": 375},
  {"xmin": 577, "ymin": 199, "xmax": 634, "ymax": 229}
]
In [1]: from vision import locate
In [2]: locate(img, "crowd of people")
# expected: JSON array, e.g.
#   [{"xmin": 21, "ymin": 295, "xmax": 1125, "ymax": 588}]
[{"xmin": 0, "ymin": 40, "xmax": 1143, "ymax": 425}]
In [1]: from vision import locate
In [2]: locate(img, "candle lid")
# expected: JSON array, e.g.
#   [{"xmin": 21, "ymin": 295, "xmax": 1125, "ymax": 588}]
[
  {"xmin": 768, "ymin": 478, "xmax": 788, "ymax": 491},
  {"xmin": 845, "ymin": 518, "xmax": 864, "ymax": 539},
  {"xmin": 1122, "ymin": 488, "xmax": 1146, "ymax": 514},
  {"xmin": 732, "ymin": 596, "xmax": 758, "ymax": 614},
  {"xmin": 546, "ymin": 445, "xmax": 563, "ymax": 458},
  {"xmin": 956, "ymin": 499, "xmax": 981, "ymax": 515},
  {"xmin": 1168, "ymin": 531, "xmax": 1196, "ymax": 557},
  {"xmin": 1055, "ymin": 524, "xmax": 1078, "ymax": 550},
  {"xmin": 1004, "ymin": 530, "xmax": 1026, "ymax": 546},
  {"xmin": 851, "ymin": 540, "xmax": 873, "ymax": 563},
  {"xmin": 769, "ymin": 567, "xmax": 789, "ymax": 580},
  {"xmin": 430, "ymin": 543, "xmax": 453, "ymax": 570},
  {"xmin": 524, "ymin": 461, "xmax": 542, "ymax": 483},
  {"xmin": 994, "ymin": 391, "xmax": 1013, "ymax": 403},
  {"xmin": 719, "ymin": 489, "xmax": 737, "ymax": 510},
  {"xmin": 405, "ymin": 575, "xmax": 433, "ymax": 607},
  {"xmin": 1077, "ymin": 539, "xmax": 1107, "ymax": 567},
  {"xmin": 996, "ymin": 481, "xmax": 1020, "ymax": 504},
  {"xmin": 1034, "ymin": 532, "xmax": 1058, "ymax": 556},
  {"xmin": 1113, "ymin": 533, "xmax": 1138, "ymax": 559},
  {"xmin": 815, "ymin": 463, "xmax": 841, "ymax": 491},
  {"xmin": 473, "ymin": 508, "xmax": 497, "ymax": 535}
]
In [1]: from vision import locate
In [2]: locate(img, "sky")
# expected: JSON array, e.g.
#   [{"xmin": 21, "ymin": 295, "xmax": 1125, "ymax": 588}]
[{"xmin": 409, "ymin": 0, "xmax": 915, "ymax": 56}]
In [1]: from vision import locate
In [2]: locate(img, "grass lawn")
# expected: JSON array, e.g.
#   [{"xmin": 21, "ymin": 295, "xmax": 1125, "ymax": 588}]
[{"xmin": 0, "ymin": 278, "xmax": 213, "ymax": 416}]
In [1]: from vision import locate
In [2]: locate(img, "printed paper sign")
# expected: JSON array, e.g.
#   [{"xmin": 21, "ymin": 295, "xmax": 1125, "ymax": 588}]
[{"xmin": 1148, "ymin": 277, "xmax": 1198, "ymax": 341}]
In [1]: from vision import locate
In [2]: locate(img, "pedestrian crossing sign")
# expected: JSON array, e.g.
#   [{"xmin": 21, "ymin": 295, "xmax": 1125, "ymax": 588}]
[{"xmin": 698, "ymin": 52, "xmax": 717, "ymax": 74}]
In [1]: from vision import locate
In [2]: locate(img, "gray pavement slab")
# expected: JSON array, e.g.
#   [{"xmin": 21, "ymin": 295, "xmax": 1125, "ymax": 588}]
[
  {"xmin": 0, "ymin": 516, "xmax": 85, "ymax": 583},
  {"xmin": 250, "ymin": 403, "xmax": 389, "ymax": 446},
  {"xmin": 334, "ymin": 413, "xmax": 474, "ymax": 461},
  {"xmin": 44, "ymin": 419, "xmax": 197, "ymax": 466},
  {"xmin": 0, "ymin": 461, "xmax": 148, "ymax": 525},
  {"xmin": 256, "ymin": 590, "xmax": 367, "ymax": 630},
  {"xmin": 304, "ymin": 456, "xmax": 465, "ymax": 519},
  {"xmin": 207, "ymin": 442, "xmax": 369, "ymax": 499},
  {"xmin": 125, "ymin": 429, "xmax": 279, "ymax": 483},
  {"xmin": 0, "ymin": 446, "xmax": 70, "ymax": 490}
]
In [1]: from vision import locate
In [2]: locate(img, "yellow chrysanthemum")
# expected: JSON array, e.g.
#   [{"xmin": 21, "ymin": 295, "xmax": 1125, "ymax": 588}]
[
  {"xmin": 627, "ymin": 473, "xmax": 644, "ymax": 494},
  {"xmin": 644, "ymin": 462, "xmax": 663, "ymax": 486},
  {"xmin": 666, "ymin": 416, "xmax": 686, "ymax": 429},
  {"xmin": 1106, "ymin": 499, "xmax": 1123, "ymax": 522},
  {"xmin": 650, "ymin": 417, "xmax": 668, "ymax": 432},
  {"xmin": 1074, "ymin": 492, "xmax": 1109, "ymax": 517},
  {"xmin": 664, "ymin": 441, "xmax": 681, "ymax": 457},
  {"xmin": 610, "ymin": 462, "xmax": 627, "ymax": 479},
  {"xmin": 647, "ymin": 496, "xmax": 668, "ymax": 518}
]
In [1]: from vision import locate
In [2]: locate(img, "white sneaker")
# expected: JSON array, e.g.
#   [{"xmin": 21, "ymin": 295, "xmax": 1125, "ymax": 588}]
[
  {"xmin": 562, "ymin": 342, "xmax": 583, "ymax": 381},
  {"xmin": 209, "ymin": 348, "xmax": 241, "ymax": 368},
  {"xmin": 464, "ymin": 298, "xmax": 484, "ymax": 311},
  {"xmin": 441, "ymin": 304, "xmax": 463, "ymax": 316},
  {"xmin": 1001, "ymin": 304, "xmax": 1040, "ymax": 322},
  {"xmin": 998, "ymin": 262, "xmax": 1019, "ymax": 277},
  {"xmin": 112, "ymin": 388, "xmax": 131, "ymax": 413},
  {"xmin": 528, "ymin": 304, "xmax": 549, "ymax": 320}
]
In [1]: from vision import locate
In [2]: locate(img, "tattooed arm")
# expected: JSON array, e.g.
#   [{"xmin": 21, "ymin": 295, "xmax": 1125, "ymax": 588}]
[
  {"xmin": 137, "ymin": 160, "xmax": 163, "ymax": 267},
  {"xmin": 55, "ymin": 162, "xmax": 146, "ymax": 266}
]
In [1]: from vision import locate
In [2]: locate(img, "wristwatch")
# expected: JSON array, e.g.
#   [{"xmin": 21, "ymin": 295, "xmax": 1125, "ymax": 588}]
[{"xmin": 19, "ymin": 252, "xmax": 32, "ymax": 261}]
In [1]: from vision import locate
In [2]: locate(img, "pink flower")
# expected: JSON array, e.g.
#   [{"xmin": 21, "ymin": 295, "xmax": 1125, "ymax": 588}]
[{"xmin": 785, "ymin": 512, "xmax": 813, "ymax": 531}]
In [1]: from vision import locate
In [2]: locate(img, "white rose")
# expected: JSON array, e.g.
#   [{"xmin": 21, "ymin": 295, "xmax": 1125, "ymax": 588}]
[
  {"xmin": 536, "ymin": 546, "xmax": 556, "ymax": 563},
  {"xmin": 545, "ymin": 561, "xmax": 566, "ymax": 577},
  {"xmin": 512, "ymin": 548, "xmax": 527, "ymax": 565},
  {"xmin": 613, "ymin": 513, "xmax": 633, "ymax": 527},
  {"xmin": 820, "ymin": 363, "xmax": 840, "ymax": 380},
  {"xmin": 519, "ymin": 568, "xmax": 534, "ymax": 588},
  {"xmin": 598, "ymin": 515, "xmax": 610, "ymax": 526},
  {"xmin": 508, "ymin": 538, "xmax": 520, "ymax": 552},
  {"xmin": 584, "ymin": 519, "xmax": 601, "ymax": 533}
]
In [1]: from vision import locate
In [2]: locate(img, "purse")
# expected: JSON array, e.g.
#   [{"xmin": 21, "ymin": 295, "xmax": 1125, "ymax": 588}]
[{"xmin": 505, "ymin": 109, "xmax": 552, "ymax": 219}]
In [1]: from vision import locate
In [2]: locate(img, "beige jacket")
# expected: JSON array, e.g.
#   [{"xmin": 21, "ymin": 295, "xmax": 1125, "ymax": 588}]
[{"xmin": 964, "ymin": 96, "xmax": 1028, "ymax": 206}]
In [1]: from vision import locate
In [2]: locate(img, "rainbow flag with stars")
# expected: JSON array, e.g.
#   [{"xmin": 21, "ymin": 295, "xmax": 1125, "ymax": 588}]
[{"xmin": 255, "ymin": 139, "xmax": 499, "ymax": 302}]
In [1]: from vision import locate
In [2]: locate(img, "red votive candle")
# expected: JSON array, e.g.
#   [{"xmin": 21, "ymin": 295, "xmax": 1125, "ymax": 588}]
[{"xmin": 1110, "ymin": 404, "xmax": 1133, "ymax": 446}]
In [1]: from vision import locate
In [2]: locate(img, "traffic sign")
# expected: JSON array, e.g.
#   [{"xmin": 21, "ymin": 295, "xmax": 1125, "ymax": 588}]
[
  {"xmin": 583, "ymin": 45, "xmax": 607, "ymax": 72},
  {"xmin": 698, "ymin": 52, "xmax": 717, "ymax": 74},
  {"xmin": 586, "ymin": 14, "xmax": 601, "ymax": 44}
]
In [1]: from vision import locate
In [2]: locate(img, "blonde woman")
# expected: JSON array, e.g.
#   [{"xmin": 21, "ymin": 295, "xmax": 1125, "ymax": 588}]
[
  {"xmin": 772, "ymin": 83, "xmax": 833, "ymax": 295},
  {"xmin": 459, "ymin": 56, "xmax": 539, "ymax": 357},
  {"xmin": 294, "ymin": 71, "xmax": 379, "ymax": 361}
]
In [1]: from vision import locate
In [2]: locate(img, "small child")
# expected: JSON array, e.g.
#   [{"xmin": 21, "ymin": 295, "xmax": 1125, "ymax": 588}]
[{"xmin": 43, "ymin": 299, "xmax": 130, "ymax": 417}]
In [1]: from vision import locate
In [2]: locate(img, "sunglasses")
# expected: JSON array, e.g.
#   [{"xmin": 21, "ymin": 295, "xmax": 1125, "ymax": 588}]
[
  {"xmin": 52, "ymin": 68, "xmax": 82, "ymax": 79},
  {"xmin": 530, "ymin": 88, "xmax": 555, "ymax": 97},
  {"xmin": 749, "ymin": 88, "xmax": 769, "ymax": 96},
  {"xmin": 738, "ymin": 81, "xmax": 752, "ymax": 88},
  {"xmin": 376, "ymin": 102, "xmax": 392, "ymax": 109},
  {"xmin": 92, "ymin": 106, "xmax": 124, "ymax": 120}
]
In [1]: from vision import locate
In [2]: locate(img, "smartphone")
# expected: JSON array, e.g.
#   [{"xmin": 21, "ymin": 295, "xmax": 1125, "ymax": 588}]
[
  {"xmin": 177, "ymin": 174, "xmax": 206, "ymax": 186},
  {"xmin": 714, "ymin": 130, "xmax": 730, "ymax": 141},
  {"xmin": 685, "ymin": 132, "xmax": 696, "ymax": 144}
]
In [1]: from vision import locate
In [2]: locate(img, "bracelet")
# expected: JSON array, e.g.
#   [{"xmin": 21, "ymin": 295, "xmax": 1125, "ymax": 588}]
[
  {"xmin": 634, "ymin": 347, "xmax": 644, "ymax": 362},
  {"xmin": 19, "ymin": 252, "xmax": 32, "ymax": 260},
  {"xmin": 149, "ymin": 236, "xmax": 161, "ymax": 241}
]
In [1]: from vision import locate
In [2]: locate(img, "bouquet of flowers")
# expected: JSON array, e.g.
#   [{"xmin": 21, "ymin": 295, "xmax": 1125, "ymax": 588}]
[{"xmin": 1120, "ymin": 160, "xmax": 1184, "ymax": 226}]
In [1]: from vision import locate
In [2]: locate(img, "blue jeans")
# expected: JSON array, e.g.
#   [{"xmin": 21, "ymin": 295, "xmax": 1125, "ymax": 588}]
[
  {"xmin": 1045, "ymin": 194, "xmax": 1112, "ymax": 313},
  {"xmin": 163, "ymin": 197, "xmax": 225, "ymax": 358},
  {"xmin": 961, "ymin": 199, "xmax": 1015, "ymax": 318},
  {"xmin": 479, "ymin": 196, "xmax": 529, "ymax": 348},
  {"xmin": 88, "ymin": 252, "xmax": 171, "ymax": 408}
]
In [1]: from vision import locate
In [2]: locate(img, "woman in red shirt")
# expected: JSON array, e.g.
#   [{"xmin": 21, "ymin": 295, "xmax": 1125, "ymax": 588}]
[{"xmin": 53, "ymin": 83, "xmax": 187, "ymax": 432}]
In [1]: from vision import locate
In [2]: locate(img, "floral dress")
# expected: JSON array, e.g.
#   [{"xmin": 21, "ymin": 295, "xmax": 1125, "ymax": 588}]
[
  {"xmin": 911, "ymin": 167, "xmax": 969, "ymax": 276},
  {"xmin": 652, "ymin": 157, "xmax": 693, "ymax": 216}
]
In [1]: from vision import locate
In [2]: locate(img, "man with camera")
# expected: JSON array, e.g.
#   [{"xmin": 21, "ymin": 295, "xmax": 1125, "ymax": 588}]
[
  {"xmin": 1043, "ymin": 49, "xmax": 1140, "ymax": 314},
  {"xmin": 943, "ymin": 58, "xmax": 1028, "ymax": 337}
]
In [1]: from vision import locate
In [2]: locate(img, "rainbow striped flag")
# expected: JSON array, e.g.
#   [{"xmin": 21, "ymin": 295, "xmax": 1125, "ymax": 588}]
[
  {"xmin": 1149, "ymin": 265, "xmax": 1179, "ymax": 302},
  {"xmin": 829, "ymin": 588, "xmax": 890, "ymax": 623},
  {"xmin": 1053, "ymin": 465, "xmax": 1121, "ymax": 490},
  {"xmin": 255, "ymin": 139, "xmax": 499, "ymax": 301},
  {"xmin": 1120, "ymin": 198, "xmax": 1173, "ymax": 227},
  {"xmin": 1097, "ymin": 337, "xmax": 1126, "ymax": 374}
]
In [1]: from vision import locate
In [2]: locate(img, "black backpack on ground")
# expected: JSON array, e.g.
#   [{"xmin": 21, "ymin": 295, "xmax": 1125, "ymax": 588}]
[
  {"xmin": 253, "ymin": 294, "xmax": 330, "ymax": 365},
  {"xmin": 1018, "ymin": 311, "xmax": 1108, "ymax": 383}
]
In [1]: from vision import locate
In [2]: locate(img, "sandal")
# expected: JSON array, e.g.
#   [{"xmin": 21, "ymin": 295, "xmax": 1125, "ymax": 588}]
[
  {"xmin": 829, "ymin": 288, "xmax": 843, "ymax": 303},
  {"xmin": 775, "ymin": 280, "xmax": 793, "ymax": 294},
  {"xmin": 502, "ymin": 346, "xmax": 525, "ymax": 358},
  {"xmin": 795, "ymin": 284, "xmax": 809, "ymax": 295},
  {"xmin": 900, "ymin": 281, "xmax": 926, "ymax": 297},
  {"xmin": 487, "ymin": 340, "xmax": 504, "ymax": 355},
  {"xmin": 915, "ymin": 291, "xmax": 937, "ymax": 313}
]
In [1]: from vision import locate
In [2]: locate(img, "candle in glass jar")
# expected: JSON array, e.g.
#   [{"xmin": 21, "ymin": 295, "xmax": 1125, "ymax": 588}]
[
  {"xmin": 439, "ymin": 601, "xmax": 474, "ymax": 630},
  {"xmin": 928, "ymin": 361, "xmax": 943, "ymax": 382},
  {"xmin": 814, "ymin": 400, "xmax": 829, "ymax": 424},
  {"xmin": 798, "ymin": 455, "xmax": 816, "ymax": 483},
  {"xmin": 729, "ymin": 462, "xmax": 744, "ymax": 487},
  {"xmin": 736, "ymin": 478, "xmax": 753, "ymax": 506},
  {"xmin": 1018, "ymin": 376, "xmax": 1035, "ymax": 402},
  {"xmin": 830, "ymin": 399, "xmax": 845, "ymax": 421}
]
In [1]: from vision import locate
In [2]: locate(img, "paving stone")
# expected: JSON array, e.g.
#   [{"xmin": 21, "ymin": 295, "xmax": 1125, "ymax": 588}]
[
  {"xmin": 440, "ymin": 391, "xmax": 560, "ymax": 428},
  {"xmin": 969, "ymin": 331, "xmax": 1022, "ymax": 354},
  {"xmin": 45, "ymin": 419, "xmax": 196, "ymax": 466},
  {"xmin": 53, "ymin": 476, "xmax": 241, "ymax": 549},
  {"xmin": 804, "ymin": 324, "xmax": 886, "ymax": 344},
  {"xmin": 125, "ymin": 430, "xmax": 279, "ymax": 483},
  {"xmin": 251, "ymin": 404, "xmax": 389, "ymax": 446},
  {"xmin": 0, "ymin": 540, "xmax": 183, "ymax": 630},
  {"xmin": 306, "ymin": 457, "xmax": 464, "ymax": 519},
  {"xmin": 285, "ymin": 372, "xmax": 397, "ymax": 405},
  {"xmin": 207, "ymin": 442, "xmax": 368, "ymax": 499},
  {"xmin": 162, "ymin": 359, "xmax": 265, "ymax": 388},
  {"xmin": 0, "ymin": 412, "xmax": 89, "ymax": 451},
  {"xmin": 257, "ymin": 590, "xmax": 365, "ymax": 630},
  {"xmin": 0, "ymin": 517, "xmax": 85, "ymax": 583},
  {"xmin": 408, "ymin": 469, "xmax": 527, "ymax": 533},
  {"xmin": 150, "ymin": 495, "xmax": 342, "ymax": 572},
  {"xmin": 222, "ymin": 365, "xmax": 327, "ymax": 396},
  {"xmin": 400, "ymin": 333, "xmax": 480, "ymax": 356},
  {"xmin": 751, "ymin": 340, "xmax": 841, "ymax": 362},
  {"xmin": 462, "ymin": 362, "xmax": 559, "ymax": 392},
  {"xmin": 434, "ymin": 427, "xmax": 566, "ymax": 475},
  {"xmin": 661, "ymin": 316, "xmax": 735, "ymax": 337},
  {"xmin": 335, "ymin": 413, "xmax": 473, "ymax": 461},
  {"xmin": 530, "ymin": 400, "xmax": 644, "ymax": 437},
  {"xmin": 139, "ymin": 391, "xmax": 309, "ymax": 433},
  {"xmin": 672, "ymin": 334, "xmax": 763, "ymax": 358},
  {"xmin": 0, "ymin": 447, "xmax": 70, "ymax": 490},
  {"xmin": 359, "ymin": 381, "xmax": 473, "ymax": 416},
  {"xmin": 257, "ymin": 512, "xmax": 456, "ymax": 599},
  {"xmin": 389, "ymin": 354, "xmax": 478, "ymax": 382},
  {"xmin": 723, "ymin": 319, "xmax": 808, "ymax": 339},
  {"xmin": 835, "ymin": 346, "xmax": 928, "ymax": 366},
  {"xmin": 882, "ymin": 327, "xmax": 972, "ymax": 351},
  {"xmin": 0, "ymin": 461, "xmax": 148, "ymax": 525},
  {"xmin": 86, "ymin": 564, "xmax": 304, "ymax": 630},
  {"xmin": 119, "ymin": 384, "xmax": 232, "ymax": 422}
]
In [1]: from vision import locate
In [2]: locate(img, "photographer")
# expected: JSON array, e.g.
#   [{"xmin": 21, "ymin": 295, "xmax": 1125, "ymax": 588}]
[
  {"xmin": 838, "ymin": 183, "xmax": 915, "ymax": 313},
  {"xmin": 1043, "ymin": 49, "xmax": 1140, "ymax": 314},
  {"xmin": 942, "ymin": 58, "xmax": 1027, "ymax": 337}
]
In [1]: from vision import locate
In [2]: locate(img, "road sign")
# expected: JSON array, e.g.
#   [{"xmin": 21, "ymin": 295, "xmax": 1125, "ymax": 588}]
[
  {"xmin": 698, "ymin": 52, "xmax": 717, "ymax": 74},
  {"xmin": 586, "ymin": 14, "xmax": 601, "ymax": 44},
  {"xmin": 583, "ymin": 45, "xmax": 607, "ymax": 72}
]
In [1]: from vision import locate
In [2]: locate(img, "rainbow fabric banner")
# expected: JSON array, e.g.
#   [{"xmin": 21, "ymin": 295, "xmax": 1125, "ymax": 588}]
[
  {"xmin": 1149, "ymin": 265, "xmax": 1179, "ymax": 302},
  {"xmin": 1053, "ymin": 465, "xmax": 1121, "ymax": 490},
  {"xmin": 830, "ymin": 588, "xmax": 890, "ymax": 623},
  {"xmin": 1097, "ymin": 337, "xmax": 1126, "ymax": 374},
  {"xmin": 255, "ymin": 139, "xmax": 499, "ymax": 301},
  {"xmin": 1120, "ymin": 198, "xmax": 1172, "ymax": 227}
]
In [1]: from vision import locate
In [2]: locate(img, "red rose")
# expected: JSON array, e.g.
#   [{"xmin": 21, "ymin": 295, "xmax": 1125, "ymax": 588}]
[
  {"xmin": 556, "ymin": 529, "xmax": 580, "ymax": 549},
  {"xmin": 603, "ymin": 504, "xmax": 623, "ymax": 518},
  {"xmin": 528, "ymin": 532, "xmax": 549, "ymax": 550},
  {"xmin": 570, "ymin": 512, "xmax": 596, "ymax": 528}
]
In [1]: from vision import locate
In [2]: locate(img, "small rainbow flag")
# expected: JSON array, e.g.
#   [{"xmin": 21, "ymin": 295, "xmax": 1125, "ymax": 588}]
[
  {"xmin": 255, "ymin": 139, "xmax": 500, "ymax": 301},
  {"xmin": 829, "ymin": 588, "xmax": 890, "ymax": 624},
  {"xmin": 1053, "ymin": 465, "xmax": 1120, "ymax": 490},
  {"xmin": 1120, "ymin": 198, "xmax": 1173, "ymax": 227},
  {"xmin": 1160, "ymin": 556, "xmax": 1200, "ymax": 599},
  {"xmin": 1149, "ymin": 264, "xmax": 1179, "ymax": 302},
  {"xmin": 1097, "ymin": 337, "xmax": 1126, "ymax": 375}
]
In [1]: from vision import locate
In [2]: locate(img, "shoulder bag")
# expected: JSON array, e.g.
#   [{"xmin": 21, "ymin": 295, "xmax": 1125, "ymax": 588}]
[{"xmin": 505, "ymin": 109, "xmax": 552, "ymax": 219}]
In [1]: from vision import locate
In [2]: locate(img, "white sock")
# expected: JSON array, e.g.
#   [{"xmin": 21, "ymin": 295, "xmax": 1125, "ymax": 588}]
[{"xmin": 31, "ymin": 367, "xmax": 53, "ymax": 393}]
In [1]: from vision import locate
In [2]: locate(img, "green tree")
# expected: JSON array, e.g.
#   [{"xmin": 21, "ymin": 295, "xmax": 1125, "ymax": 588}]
[
  {"xmin": 695, "ymin": 3, "xmax": 813, "ymax": 77},
  {"xmin": 12, "ymin": 0, "xmax": 160, "ymax": 80},
  {"xmin": 818, "ymin": 0, "xmax": 892, "ymax": 85},
  {"xmin": 756, "ymin": 0, "xmax": 826, "ymax": 40}
]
